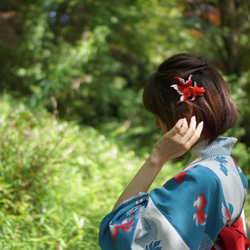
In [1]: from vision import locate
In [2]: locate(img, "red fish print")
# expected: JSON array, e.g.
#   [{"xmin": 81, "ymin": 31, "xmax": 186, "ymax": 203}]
[
  {"xmin": 193, "ymin": 194, "xmax": 208, "ymax": 226},
  {"xmin": 173, "ymin": 171, "xmax": 190, "ymax": 183},
  {"xmin": 171, "ymin": 75, "xmax": 206, "ymax": 105},
  {"xmin": 110, "ymin": 217, "xmax": 134, "ymax": 243}
]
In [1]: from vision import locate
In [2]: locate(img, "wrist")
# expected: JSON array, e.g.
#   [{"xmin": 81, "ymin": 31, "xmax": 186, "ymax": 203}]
[{"xmin": 147, "ymin": 154, "xmax": 165, "ymax": 170}]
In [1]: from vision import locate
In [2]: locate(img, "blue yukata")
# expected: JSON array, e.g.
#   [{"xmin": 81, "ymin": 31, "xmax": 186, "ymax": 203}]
[{"xmin": 99, "ymin": 137, "xmax": 248, "ymax": 250}]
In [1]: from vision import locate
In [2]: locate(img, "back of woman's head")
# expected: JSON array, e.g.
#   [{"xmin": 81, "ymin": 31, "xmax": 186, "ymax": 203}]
[{"xmin": 143, "ymin": 53, "xmax": 238, "ymax": 143}]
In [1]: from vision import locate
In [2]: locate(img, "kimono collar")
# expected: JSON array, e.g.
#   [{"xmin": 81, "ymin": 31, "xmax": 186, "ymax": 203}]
[{"xmin": 184, "ymin": 137, "xmax": 237, "ymax": 170}]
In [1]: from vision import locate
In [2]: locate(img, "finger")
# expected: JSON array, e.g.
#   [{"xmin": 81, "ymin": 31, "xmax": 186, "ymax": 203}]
[
  {"xmin": 184, "ymin": 116, "xmax": 197, "ymax": 140},
  {"xmin": 180, "ymin": 118, "xmax": 188, "ymax": 132},
  {"xmin": 169, "ymin": 118, "xmax": 184, "ymax": 136},
  {"xmin": 185, "ymin": 121, "xmax": 204, "ymax": 148},
  {"xmin": 176, "ymin": 118, "xmax": 188, "ymax": 138}
]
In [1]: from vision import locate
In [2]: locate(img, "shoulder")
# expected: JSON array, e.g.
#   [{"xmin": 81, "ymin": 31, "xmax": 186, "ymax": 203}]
[
  {"xmin": 151, "ymin": 155, "xmax": 246, "ymax": 220},
  {"xmin": 151, "ymin": 164, "xmax": 220, "ymax": 210},
  {"xmin": 161, "ymin": 163, "xmax": 221, "ymax": 195}
]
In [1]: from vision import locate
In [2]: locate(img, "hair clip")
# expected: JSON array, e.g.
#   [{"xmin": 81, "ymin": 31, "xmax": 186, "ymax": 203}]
[{"xmin": 171, "ymin": 75, "xmax": 205, "ymax": 105}]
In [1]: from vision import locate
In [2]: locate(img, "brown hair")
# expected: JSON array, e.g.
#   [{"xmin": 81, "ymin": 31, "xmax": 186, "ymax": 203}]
[{"xmin": 143, "ymin": 53, "xmax": 238, "ymax": 143}]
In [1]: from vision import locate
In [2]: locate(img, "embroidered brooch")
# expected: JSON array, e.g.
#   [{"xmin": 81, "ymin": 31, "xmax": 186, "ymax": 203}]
[{"xmin": 171, "ymin": 75, "xmax": 205, "ymax": 105}]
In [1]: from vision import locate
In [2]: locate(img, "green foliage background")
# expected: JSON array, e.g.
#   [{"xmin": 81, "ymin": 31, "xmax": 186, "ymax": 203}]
[{"xmin": 0, "ymin": 0, "xmax": 249, "ymax": 248}]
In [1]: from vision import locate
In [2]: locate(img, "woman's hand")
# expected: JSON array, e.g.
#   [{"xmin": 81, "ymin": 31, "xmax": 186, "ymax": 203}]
[
  {"xmin": 112, "ymin": 116, "xmax": 203, "ymax": 210},
  {"xmin": 149, "ymin": 116, "xmax": 204, "ymax": 167}
]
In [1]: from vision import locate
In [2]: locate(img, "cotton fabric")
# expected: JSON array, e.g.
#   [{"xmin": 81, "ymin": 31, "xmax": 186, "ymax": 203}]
[{"xmin": 99, "ymin": 137, "xmax": 248, "ymax": 250}]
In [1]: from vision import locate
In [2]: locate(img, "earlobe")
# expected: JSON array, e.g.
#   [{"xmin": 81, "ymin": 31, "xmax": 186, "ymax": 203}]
[
  {"xmin": 154, "ymin": 115, "xmax": 168, "ymax": 134},
  {"xmin": 155, "ymin": 117, "xmax": 160, "ymax": 128}
]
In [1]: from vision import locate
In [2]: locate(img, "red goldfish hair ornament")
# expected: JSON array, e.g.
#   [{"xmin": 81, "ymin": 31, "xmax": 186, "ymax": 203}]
[{"xmin": 171, "ymin": 75, "xmax": 205, "ymax": 105}]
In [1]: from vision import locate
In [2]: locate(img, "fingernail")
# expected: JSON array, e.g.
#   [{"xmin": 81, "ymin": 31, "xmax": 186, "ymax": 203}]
[{"xmin": 200, "ymin": 121, "xmax": 204, "ymax": 127}]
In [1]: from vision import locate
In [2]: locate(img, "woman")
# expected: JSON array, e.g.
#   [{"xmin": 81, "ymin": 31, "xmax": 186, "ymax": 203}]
[{"xmin": 99, "ymin": 53, "xmax": 249, "ymax": 249}]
